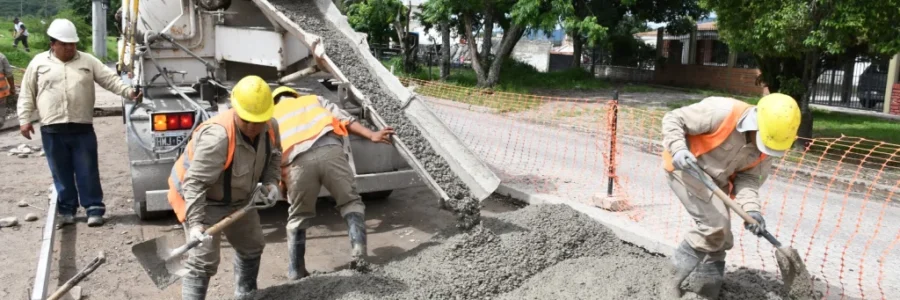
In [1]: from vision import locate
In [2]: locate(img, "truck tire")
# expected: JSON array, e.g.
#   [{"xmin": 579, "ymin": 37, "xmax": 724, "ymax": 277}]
[
  {"xmin": 361, "ymin": 190, "xmax": 393, "ymax": 202},
  {"xmin": 133, "ymin": 200, "xmax": 171, "ymax": 220}
]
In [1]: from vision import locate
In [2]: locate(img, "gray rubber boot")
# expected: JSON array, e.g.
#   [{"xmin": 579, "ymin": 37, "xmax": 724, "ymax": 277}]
[
  {"xmin": 287, "ymin": 229, "xmax": 310, "ymax": 280},
  {"xmin": 664, "ymin": 240, "xmax": 706, "ymax": 299},
  {"xmin": 695, "ymin": 260, "xmax": 726, "ymax": 299},
  {"xmin": 344, "ymin": 212, "xmax": 367, "ymax": 261},
  {"xmin": 233, "ymin": 256, "xmax": 261, "ymax": 298},
  {"xmin": 181, "ymin": 275, "xmax": 210, "ymax": 300}
]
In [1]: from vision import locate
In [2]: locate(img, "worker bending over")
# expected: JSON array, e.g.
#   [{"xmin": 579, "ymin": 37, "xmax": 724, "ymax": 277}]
[
  {"xmin": 167, "ymin": 76, "xmax": 282, "ymax": 299},
  {"xmin": 661, "ymin": 94, "xmax": 800, "ymax": 299},
  {"xmin": 272, "ymin": 86, "xmax": 394, "ymax": 280}
]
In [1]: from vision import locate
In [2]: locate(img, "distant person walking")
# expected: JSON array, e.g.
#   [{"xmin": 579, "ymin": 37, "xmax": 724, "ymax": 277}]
[
  {"xmin": 17, "ymin": 19, "xmax": 141, "ymax": 227},
  {"xmin": 12, "ymin": 17, "xmax": 30, "ymax": 52}
]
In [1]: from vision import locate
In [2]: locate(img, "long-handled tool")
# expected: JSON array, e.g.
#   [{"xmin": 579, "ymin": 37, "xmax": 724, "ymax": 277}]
[
  {"xmin": 131, "ymin": 185, "xmax": 277, "ymax": 289},
  {"xmin": 46, "ymin": 252, "xmax": 106, "ymax": 300},
  {"xmin": 684, "ymin": 161, "xmax": 813, "ymax": 296}
]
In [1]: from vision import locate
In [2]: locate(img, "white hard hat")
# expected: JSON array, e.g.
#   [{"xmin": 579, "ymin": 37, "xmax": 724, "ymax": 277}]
[{"xmin": 47, "ymin": 19, "xmax": 79, "ymax": 43}]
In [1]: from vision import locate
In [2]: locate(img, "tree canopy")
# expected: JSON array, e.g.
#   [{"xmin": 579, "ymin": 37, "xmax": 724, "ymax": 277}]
[{"xmin": 703, "ymin": 0, "xmax": 900, "ymax": 138}]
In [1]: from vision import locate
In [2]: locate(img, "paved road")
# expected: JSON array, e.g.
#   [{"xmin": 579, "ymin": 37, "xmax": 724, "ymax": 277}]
[{"xmin": 423, "ymin": 97, "xmax": 900, "ymax": 299}]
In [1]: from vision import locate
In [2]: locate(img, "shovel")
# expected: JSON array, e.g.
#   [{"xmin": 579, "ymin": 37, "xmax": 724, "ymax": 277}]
[
  {"xmin": 683, "ymin": 160, "xmax": 813, "ymax": 296},
  {"xmin": 131, "ymin": 185, "xmax": 278, "ymax": 289}
]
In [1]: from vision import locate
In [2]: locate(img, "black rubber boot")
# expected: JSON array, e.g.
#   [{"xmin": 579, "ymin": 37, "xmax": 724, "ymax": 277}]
[
  {"xmin": 344, "ymin": 212, "xmax": 367, "ymax": 262},
  {"xmin": 695, "ymin": 260, "xmax": 726, "ymax": 299},
  {"xmin": 664, "ymin": 240, "xmax": 706, "ymax": 299},
  {"xmin": 233, "ymin": 256, "xmax": 261, "ymax": 298},
  {"xmin": 287, "ymin": 229, "xmax": 310, "ymax": 280},
  {"xmin": 181, "ymin": 274, "xmax": 210, "ymax": 300}
]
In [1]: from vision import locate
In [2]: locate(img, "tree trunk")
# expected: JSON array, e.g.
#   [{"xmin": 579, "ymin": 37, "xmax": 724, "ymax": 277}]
[
  {"xmin": 440, "ymin": 21, "xmax": 451, "ymax": 80},
  {"xmin": 571, "ymin": 33, "xmax": 583, "ymax": 69},
  {"xmin": 463, "ymin": 12, "xmax": 489, "ymax": 86},
  {"xmin": 840, "ymin": 58, "xmax": 855, "ymax": 103},
  {"xmin": 481, "ymin": 5, "xmax": 494, "ymax": 65},
  {"xmin": 485, "ymin": 24, "xmax": 526, "ymax": 87},
  {"xmin": 797, "ymin": 50, "xmax": 820, "ymax": 141}
]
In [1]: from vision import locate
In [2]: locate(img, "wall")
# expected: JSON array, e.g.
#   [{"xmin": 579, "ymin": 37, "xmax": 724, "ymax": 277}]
[
  {"xmin": 510, "ymin": 40, "xmax": 552, "ymax": 72},
  {"xmin": 891, "ymin": 83, "xmax": 900, "ymax": 115},
  {"xmin": 654, "ymin": 63, "xmax": 765, "ymax": 95}
]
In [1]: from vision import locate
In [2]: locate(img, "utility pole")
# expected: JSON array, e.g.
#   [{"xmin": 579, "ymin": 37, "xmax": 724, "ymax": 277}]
[{"xmin": 92, "ymin": 0, "xmax": 108, "ymax": 60}]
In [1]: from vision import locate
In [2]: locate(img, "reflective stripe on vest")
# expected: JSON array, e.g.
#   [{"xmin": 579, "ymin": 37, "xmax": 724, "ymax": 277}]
[
  {"xmin": 273, "ymin": 95, "xmax": 348, "ymax": 154},
  {"xmin": 167, "ymin": 109, "xmax": 276, "ymax": 223},
  {"xmin": 0, "ymin": 73, "xmax": 9, "ymax": 98},
  {"xmin": 661, "ymin": 99, "xmax": 767, "ymax": 199}
]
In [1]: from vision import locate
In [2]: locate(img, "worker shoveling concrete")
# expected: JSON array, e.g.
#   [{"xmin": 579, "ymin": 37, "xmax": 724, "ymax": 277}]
[
  {"xmin": 683, "ymin": 161, "xmax": 814, "ymax": 299},
  {"xmin": 237, "ymin": 203, "xmax": 820, "ymax": 300}
]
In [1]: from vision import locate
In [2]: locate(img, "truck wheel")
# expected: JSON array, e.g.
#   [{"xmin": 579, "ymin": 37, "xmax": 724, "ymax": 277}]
[
  {"xmin": 133, "ymin": 200, "xmax": 171, "ymax": 220},
  {"xmin": 361, "ymin": 190, "xmax": 393, "ymax": 202}
]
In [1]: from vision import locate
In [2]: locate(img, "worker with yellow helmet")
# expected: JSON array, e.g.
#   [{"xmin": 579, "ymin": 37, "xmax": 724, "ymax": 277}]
[
  {"xmin": 167, "ymin": 76, "xmax": 282, "ymax": 300},
  {"xmin": 271, "ymin": 86, "xmax": 394, "ymax": 279},
  {"xmin": 660, "ymin": 93, "xmax": 801, "ymax": 299}
]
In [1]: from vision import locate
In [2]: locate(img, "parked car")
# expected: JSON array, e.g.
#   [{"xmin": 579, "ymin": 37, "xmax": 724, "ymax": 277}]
[{"xmin": 856, "ymin": 62, "xmax": 889, "ymax": 109}]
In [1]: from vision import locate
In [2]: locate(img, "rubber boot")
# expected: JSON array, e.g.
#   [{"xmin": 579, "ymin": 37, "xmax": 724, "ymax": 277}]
[
  {"xmin": 233, "ymin": 256, "xmax": 261, "ymax": 298},
  {"xmin": 181, "ymin": 275, "xmax": 210, "ymax": 300},
  {"xmin": 695, "ymin": 260, "xmax": 726, "ymax": 300},
  {"xmin": 287, "ymin": 229, "xmax": 310, "ymax": 280},
  {"xmin": 344, "ymin": 212, "xmax": 367, "ymax": 263},
  {"xmin": 664, "ymin": 240, "xmax": 706, "ymax": 299}
]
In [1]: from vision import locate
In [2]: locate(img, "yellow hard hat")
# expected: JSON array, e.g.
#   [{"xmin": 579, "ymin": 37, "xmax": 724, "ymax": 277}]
[
  {"xmin": 272, "ymin": 86, "xmax": 300, "ymax": 100},
  {"xmin": 231, "ymin": 76, "xmax": 274, "ymax": 123},
  {"xmin": 756, "ymin": 93, "xmax": 801, "ymax": 156}
]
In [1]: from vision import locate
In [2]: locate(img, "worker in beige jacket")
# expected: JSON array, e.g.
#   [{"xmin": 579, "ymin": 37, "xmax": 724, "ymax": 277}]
[
  {"xmin": 660, "ymin": 94, "xmax": 800, "ymax": 299},
  {"xmin": 17, "ymin": 19, "xmax": 141, "ymax": 227},
  {"xmin": 167, "ymin": 76, "xmax": 281, "ymax": 299},
  {"xmin": 271, "ymin": 86, "xmax": 393, "ymax": 279}
]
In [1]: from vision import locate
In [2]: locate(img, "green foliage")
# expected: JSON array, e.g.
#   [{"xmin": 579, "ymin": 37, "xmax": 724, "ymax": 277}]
[
  {"xmin": 347, "ymin": 0, "xmax": 405, "ymax": 45},
  {"xmin": 67, "ymin": 0, "xmax": 121, "ymax": 36}
]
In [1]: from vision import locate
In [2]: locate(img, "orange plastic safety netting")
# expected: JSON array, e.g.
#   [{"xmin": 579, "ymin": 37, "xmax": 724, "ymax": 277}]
[{"xmin": 401, "ymin": 78, "xmax": 900, "ymax": 300}]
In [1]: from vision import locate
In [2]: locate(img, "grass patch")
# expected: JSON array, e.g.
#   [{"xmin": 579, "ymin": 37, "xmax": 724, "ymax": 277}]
[
  {"xmin": 390, "ymin": 58, "xmax": 609, "ymax": 94},
  {"xmin": 618, "ymin": 84, "xmax": 666, "ymax": 93},
  {"xmin": 1, "ymin": 16, "xmax": 119, "ymax": 70}
]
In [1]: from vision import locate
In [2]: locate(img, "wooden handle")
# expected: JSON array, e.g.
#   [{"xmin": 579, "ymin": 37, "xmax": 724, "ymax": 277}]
[
  {"xmin": 707, "ymin": 183, "xmax": 758, "ymax": 225},
  {"xmin": 203, "ymin": 205, "xmax": 252, "ymax": 236},
  {"xmin": 47, "ymin": 252, "xmax": 106, "ymax": 300}
]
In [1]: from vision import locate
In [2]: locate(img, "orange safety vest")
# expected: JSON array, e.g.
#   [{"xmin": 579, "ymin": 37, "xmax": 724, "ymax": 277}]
[
  {"xmin": 167, "ymin": 109, "xmax": 276, "ymax": 223},
  {"xmin": 273, "ymin": 95, "xmax": 348, "ymax": 155},
  {"xmin": 662, "ymin": 99, "xmax": 767, "ymax": 198},
  {"xmin": 0, "ymin": 73, "xmax": 10, "ymax": 98}
]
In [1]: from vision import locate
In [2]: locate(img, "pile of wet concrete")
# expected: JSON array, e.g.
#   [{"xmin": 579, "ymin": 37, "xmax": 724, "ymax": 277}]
[{"xmin": 240, "ymin": 203, "xmax": 811, "ymax": 300}]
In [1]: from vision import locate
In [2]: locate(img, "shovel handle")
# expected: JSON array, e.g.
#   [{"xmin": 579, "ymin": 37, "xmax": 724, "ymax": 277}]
[
  {"xmin": 170, "ymin": 205, "xmax": 253, "ymax": 258},
  {"xmin": 684, "ymin": 161, "xmax": 785, "ymax": 249}
]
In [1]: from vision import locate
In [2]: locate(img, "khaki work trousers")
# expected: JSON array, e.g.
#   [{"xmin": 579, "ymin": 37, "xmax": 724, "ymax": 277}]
[
  {"xmin": 182, "ymin": 204, "xmax": 265, "ymax": 277},
  {"xmin": 285, "ymin": 145, "xmax": 365, "ymax": 231},
  {"xmin": 667, "ymin": 171, "xmax": 733, "ymax": 262}
]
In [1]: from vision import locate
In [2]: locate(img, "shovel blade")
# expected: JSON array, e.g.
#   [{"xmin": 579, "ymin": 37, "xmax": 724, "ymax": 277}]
[
  {"xmin": 774, "ymin": 246, "xmax": 815, "ymax": 298},
  {"xmin": 132, "ymin": 235, "xmax": 191, "ymax": 290}
]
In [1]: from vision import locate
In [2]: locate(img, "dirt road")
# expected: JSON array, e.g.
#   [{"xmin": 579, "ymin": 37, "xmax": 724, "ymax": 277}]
[{"xmin": 0, "ymin": 117, "xmax": 519, "ymax": 299}]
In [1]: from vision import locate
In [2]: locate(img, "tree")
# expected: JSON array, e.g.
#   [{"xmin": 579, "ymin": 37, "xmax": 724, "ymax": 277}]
[
  {"xmin": 417, "ymin": 0, "xmax": 458, "ymax": 80},
  {"xmin": 703, "ymin": 0, "xmax": 900, "ymax": 139},
  {"xmin": 347, "ymin": 0, "xmax": 417, "ymax": 72},
  {"xmin": 67, "ymin": 0, "xmax": 121, "ymax": 36}
]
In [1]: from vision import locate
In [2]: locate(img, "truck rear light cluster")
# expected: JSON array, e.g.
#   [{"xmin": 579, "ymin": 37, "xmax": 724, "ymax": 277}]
[{"xmin": 152, "ymin": 112, "xmax": 196, "ymax": 131}]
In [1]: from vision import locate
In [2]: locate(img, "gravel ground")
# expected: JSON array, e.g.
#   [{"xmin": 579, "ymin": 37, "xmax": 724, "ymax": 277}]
[
  {"xmin": 270, "ymin": 0, "xmax": 481, "ymax": 230},
  {"xmin": 242, "ymin": 204, "xmax": 818, "ymax": 300}
]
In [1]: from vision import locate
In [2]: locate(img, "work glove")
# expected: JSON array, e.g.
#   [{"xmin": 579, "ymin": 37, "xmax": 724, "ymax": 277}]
[
  {"xmin": 189, "ymin": 226, "xmax": 212, "ymax": 245},
  {"xmin": 672, "ymin": 149, "xmax": 698, "ymax": 171},
  {"xmin": 264, "ymin": 183, "xmax": 281, "ymax": 202},
  {"xmin": 744, "ymin": 211, "xmax": 766, "ymax": 236}
]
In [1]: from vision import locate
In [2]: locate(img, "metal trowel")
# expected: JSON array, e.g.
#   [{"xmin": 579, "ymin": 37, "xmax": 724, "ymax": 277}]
[{"xmin": 131, "ymin": 185, "xmax": 277, "ymax": 289}]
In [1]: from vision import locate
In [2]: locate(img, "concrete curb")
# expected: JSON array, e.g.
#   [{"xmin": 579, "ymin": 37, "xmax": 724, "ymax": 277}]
[{"xmin": 495, "ymin": 184, "xmax": 677, "ymax": 257}]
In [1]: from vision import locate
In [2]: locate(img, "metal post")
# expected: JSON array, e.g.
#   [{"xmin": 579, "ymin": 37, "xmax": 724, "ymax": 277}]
[
  {"xmin": 92, "ymin": 0, "xmax": 108, "ymax": 60},
  {"xmin": 607, "ymin": 90, "xmax": 619, "ymax": 197}
]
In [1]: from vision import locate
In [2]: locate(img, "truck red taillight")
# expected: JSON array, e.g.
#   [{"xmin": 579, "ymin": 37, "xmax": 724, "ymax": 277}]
[{"xmin": 152, "ymin": 112, "xmax": 196, "ymax": 131}]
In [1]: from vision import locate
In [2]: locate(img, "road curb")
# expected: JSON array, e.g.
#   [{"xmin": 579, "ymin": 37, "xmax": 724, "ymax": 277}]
[{"xmin": 495, "ymin": 184, "xmax": 677, "ymax": 257}]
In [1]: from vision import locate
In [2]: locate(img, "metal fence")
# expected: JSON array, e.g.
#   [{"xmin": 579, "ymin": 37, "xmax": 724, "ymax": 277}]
[{"xmin": 811, "ymin": 56, "xmax": 890, "ymax": 111}]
